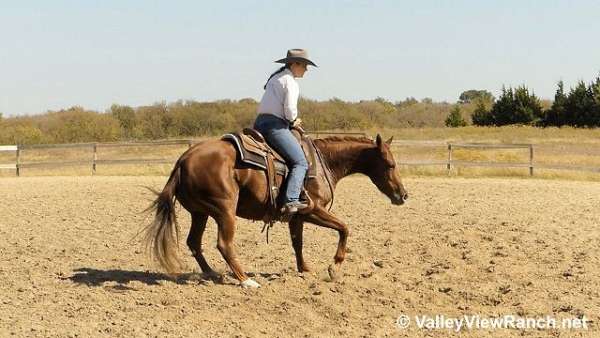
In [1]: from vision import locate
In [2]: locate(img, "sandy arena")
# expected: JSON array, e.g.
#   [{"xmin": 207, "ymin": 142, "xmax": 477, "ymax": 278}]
[{"xmin": 1, "ymin": 175, "xmax": 598, "ymax": 337}]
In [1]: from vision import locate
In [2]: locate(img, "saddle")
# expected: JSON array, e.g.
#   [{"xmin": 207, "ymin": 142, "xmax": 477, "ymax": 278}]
[{"xmin": 222, "ymin": 127, "xmax": 319, "ymax": 219}]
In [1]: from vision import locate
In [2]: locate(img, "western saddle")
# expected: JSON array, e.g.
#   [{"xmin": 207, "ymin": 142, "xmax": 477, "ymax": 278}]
[{"xmin": 222, "ymin": 127, "xmax": 320, "ymax": 223}]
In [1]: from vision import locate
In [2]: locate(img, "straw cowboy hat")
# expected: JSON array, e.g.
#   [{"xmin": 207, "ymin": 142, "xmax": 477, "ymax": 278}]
[{"xmin": 275, "ymin": 49, "xmax": 318, "ymax": 67}]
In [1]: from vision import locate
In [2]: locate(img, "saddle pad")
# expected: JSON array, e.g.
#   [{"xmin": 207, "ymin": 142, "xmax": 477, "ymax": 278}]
[{"xmin": 222, "ymin": 134, "xmax": 288, "ymax": 175}]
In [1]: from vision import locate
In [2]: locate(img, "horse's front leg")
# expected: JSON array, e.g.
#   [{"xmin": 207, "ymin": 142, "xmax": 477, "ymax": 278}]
[
  {"xmin": 289, "ymin": 217, "xmax": 311, "ymax": 272},
  {"xmin": 302, "ymin": 206, "xmax": 349, "ymax": 278}
]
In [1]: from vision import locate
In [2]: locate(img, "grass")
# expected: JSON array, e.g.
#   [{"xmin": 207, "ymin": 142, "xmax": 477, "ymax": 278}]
[{"xmin": 1, "ymin": 126, "xmax": 599, "ymax": 181}]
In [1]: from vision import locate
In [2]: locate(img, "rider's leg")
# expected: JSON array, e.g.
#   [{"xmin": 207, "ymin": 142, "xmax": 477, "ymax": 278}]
[
  {"xmin": 254, "ymin": 114, "xmax": 308, "ymax": 210},
  {"xmin": 268, "ymin": 127, "xmax": 308, "ymax": 205}
]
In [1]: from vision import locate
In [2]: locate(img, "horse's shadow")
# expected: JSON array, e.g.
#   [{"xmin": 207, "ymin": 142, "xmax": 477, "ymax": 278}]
[
  {"xmin": 66, "ymin": 267, "xmax": 280, "ymax": 287},
  {"xmin": 66, "ymin": 268, "xmax": 186, "ymax": 286}
]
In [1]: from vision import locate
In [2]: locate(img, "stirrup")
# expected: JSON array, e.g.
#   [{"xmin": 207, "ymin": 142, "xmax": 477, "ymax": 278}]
[{"xmin": 281, "ymin": 201, "xmax": 308, "ymax": 215}]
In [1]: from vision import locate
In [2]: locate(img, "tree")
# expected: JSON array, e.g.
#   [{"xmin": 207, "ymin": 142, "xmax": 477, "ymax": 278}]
[
  {"xmin": 136, "ymin": 103, "xmax": 174, "ymax": 139},
  {"xmin": 42, "ymin": 106, "xmax": 120, "ymax": 143},
  {"xmin": 487, "ymin": 86, "xmax": 542, "ymax": 126},
  {"xmin": 459, "ymin": 90, "xmax": 494, "ymax": 104},
  {"xmin": 591, "ymin": 76, "xmax": 600, "ymax": 126},
  {"xmin": 512, "ymin": 86, "xmax": 543, "ymax": 124},
  {"xmin": 471, "ymin": 100, "xmax": 493, "ymax": 126},
  {"xmin": 110, "ymin": 104, "xmax": 136, "ymax": 138},
  {"xmin": 564, "ymin": 81, "xmax": 596, "ymax": 127},
  {"xmin": 542, "ymin": 77, "xmax": 600, "ymax": 128},
  {"xmin": 542, "ymin": 81, "xmax": 567, "ymax": 126},
  {"xmin": 445, "ymin": 106, "xmax": 467, "ymax": 127}
]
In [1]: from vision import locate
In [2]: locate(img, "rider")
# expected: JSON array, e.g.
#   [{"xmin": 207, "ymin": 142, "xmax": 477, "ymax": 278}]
[{"xmin": 254, "ymin": 49, "xmax": 317, "ymax": 215}]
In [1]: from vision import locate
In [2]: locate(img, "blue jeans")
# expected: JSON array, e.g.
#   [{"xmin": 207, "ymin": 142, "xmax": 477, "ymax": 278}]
[{"xmin": 254, "ymin": 114, "xmax": 308, "ymax": 204}]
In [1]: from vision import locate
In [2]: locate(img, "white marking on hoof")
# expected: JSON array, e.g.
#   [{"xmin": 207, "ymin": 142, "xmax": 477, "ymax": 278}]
[{"xmin": 240, "ymin": 278, "xmax": 261, "ymax": 288}]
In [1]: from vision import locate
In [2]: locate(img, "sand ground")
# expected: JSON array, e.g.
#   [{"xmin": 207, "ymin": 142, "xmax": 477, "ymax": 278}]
[{"xmin": 0, "ymin": 175, "xmax": 598, "ymax": 337}]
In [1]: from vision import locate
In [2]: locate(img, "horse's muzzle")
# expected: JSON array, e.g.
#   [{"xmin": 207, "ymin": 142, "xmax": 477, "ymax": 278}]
[{"xmin": 392, "ymin": 191, "xmax": 408, "ymax": 205}]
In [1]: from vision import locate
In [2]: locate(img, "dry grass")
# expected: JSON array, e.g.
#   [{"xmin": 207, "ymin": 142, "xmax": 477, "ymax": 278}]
[{"xmin": 384, "ymin": 126, "xmax": 600, "ymax": 182}]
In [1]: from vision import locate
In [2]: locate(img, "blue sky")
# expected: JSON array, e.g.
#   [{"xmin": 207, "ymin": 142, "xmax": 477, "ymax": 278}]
[{"xmin": 1, "ymin": 1, "xmax": 599, "ymax": 116}]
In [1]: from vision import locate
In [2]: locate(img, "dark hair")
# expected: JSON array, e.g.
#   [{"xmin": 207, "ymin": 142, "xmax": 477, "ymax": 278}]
[{"xmin": 263, "ymin": 64, "xmax": 290, "ymax": 90}]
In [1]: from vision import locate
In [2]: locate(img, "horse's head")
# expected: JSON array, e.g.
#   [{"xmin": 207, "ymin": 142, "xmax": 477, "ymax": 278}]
[{"xmin": 365, "ymin": 134, "xmax": 408, "ymax": 205}]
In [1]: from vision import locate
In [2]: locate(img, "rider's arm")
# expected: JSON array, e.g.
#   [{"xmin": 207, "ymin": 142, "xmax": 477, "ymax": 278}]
[{"xmin": 283, "ymin": 77, "xmax": 299, "ymax": 123}]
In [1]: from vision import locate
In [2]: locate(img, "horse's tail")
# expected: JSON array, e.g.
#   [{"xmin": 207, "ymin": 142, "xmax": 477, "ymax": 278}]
[{"xmin": 143, "ymin": 162, "xmax": 182, "ymax": 273}]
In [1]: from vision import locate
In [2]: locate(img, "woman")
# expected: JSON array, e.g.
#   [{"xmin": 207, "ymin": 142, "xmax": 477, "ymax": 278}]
[{"xmin": 254, "ymin": 49, "xmax": 317, "ymax": 215}]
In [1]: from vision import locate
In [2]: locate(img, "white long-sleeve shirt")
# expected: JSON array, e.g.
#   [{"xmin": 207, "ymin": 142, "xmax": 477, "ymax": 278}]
[{"xmin": 257, "ymin": 68, "xmax": 299, "ymax": 122}]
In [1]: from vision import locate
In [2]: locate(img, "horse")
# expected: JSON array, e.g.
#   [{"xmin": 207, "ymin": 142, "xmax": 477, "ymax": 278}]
[{"xmin": 143, "ymin": 133, "xmax": 408, "ymax": 288}]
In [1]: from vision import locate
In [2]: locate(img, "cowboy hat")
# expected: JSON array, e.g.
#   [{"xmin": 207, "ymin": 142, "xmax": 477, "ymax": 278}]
[{"xmin": 275, "ymin": 49, "xmax": 318, "ymax": 67}]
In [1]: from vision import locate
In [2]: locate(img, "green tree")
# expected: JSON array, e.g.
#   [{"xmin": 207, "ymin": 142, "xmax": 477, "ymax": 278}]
[
  {"xmin": 488, "ymin": 86, "xmax": 542, "ymax": 126},
  {"xmin": 542, "ymin": 81, "xmax": 567, "ymax": 126},
  {"xmin": 588, "ymin": 76, "xmax": 600, "ymax": 127},
  {"xmin": 471, "ymin": 100, "xmax": 493, "ymax": 126},
  {"xmin": 445, "ymin": 106, "xmax": 467, "ymax": 127},
  {"xmin": 564, "ymin": 81, "xmax": 596, "ymax": 127},
  {"xmin": 459, "ymin": 90, "xmax": 494, "ymax": 104}
]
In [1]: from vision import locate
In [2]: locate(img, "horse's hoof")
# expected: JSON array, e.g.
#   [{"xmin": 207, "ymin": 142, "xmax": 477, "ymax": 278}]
[
  {"xmin": 297, "ymin": 264, "xmax": 311, "ymax": 273},
  {"xmin": 327, "ymin": 264, "xmax": 338, "ymax": 281},
  {"xmin": 240, "ymin": 278, "xmax": 261, "ymax": 288}
]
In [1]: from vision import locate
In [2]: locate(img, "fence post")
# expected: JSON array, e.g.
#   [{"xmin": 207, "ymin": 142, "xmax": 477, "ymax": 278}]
[
  {"xmin": 447, "ymin": 143, "xmax": 452, "ymax": 175},
  {"xmin": 529, "ymin": 144, "xmax": 534, "ymax": 176},
  {"xmin": 92, "ymin": 143, "xmax": 97, "ymax": 175},
  {"xmin": 16, "ymin": 145, "xmax": 21, "ymax": 177}
]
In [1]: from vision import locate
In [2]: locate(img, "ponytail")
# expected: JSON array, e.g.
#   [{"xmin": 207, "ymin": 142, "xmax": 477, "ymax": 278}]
[{"xmin": 263, "ymin": 65, "xmax": 289, "ymax": 90}]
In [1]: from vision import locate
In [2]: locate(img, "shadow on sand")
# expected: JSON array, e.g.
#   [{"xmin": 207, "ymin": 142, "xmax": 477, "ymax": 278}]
[{"xmin": 65, "ymin": 267, "xmax": 281, "ymax": 287}]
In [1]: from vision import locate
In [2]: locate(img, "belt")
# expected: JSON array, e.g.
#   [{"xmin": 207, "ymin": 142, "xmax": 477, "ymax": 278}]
[{"xmin": 256, "ymin": 113, "xmax": 291, "ymax": 125}]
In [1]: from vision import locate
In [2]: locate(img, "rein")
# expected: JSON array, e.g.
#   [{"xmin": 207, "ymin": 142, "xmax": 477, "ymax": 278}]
[{"xmin": 312, "ymin": 139, "xmax": 335, "ymax": 212}]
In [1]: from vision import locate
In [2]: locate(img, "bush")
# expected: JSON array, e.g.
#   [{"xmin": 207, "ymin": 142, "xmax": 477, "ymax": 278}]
[
  {"xmin": 471, "ymin": 100, "xmax": 493, "ymax": 126},
  {"xmin": 445, "ymin": 106, "xmax": 467, "ymax": 127}
]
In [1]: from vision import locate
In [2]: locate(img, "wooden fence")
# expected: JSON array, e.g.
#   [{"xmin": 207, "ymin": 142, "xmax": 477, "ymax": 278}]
[
  {"xmin": 0, "ymin": 145, "xmax": 19, "ymax": 175},
  {"xmin": 1, "ymin": 134, "xmax": 599, "ymax": 176},
  {"xmin": 6, "ymin": 140, "xmax": 195, "ymax": 176},
  {"xmin": 391, "ymin": 140, "xmax": 600, "ymax": 174}
]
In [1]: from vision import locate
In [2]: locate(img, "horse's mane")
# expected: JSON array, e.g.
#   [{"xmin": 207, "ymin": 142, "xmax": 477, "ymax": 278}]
[{"xmin": 316, "ymin": 136, "xmax": 374, "ymax": 144}]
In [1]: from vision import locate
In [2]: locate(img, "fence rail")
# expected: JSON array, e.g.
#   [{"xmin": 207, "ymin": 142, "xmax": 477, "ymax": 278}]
[
  {"xmin": 392, "ymin": 140, "xmax": 600, "ymax": 175},
  {"xmin": 1, "ymin": 136, "xmax": 599, "ymax": 176}
]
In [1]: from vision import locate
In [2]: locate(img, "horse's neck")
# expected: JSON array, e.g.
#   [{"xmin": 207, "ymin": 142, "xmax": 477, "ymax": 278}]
[{"xmin": 316, "ymin": 141, "xmax": 372, "ymax": 185}]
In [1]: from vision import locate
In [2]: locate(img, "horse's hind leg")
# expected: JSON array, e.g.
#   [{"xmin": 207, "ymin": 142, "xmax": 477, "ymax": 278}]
[
  {"xmin": 186, "ymin": 212, "xmax": 218, "ymax": 277},
  {"xmin": 214, "ymin": 212, "xmax": 260, "ymax": 288}
]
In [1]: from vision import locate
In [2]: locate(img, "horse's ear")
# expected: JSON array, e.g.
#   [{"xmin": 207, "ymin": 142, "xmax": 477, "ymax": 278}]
[
  {"xmin": 376, "ymin": 134, "xmax": 383, "ymax": 149},
  {"xmin": 385, "ymin": 136, "xmax": 393, "ymax": 145}
]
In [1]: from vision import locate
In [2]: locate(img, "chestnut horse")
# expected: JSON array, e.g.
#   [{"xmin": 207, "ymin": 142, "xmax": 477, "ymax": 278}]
[{"xmin": 144, "ymin": 134, "xmax": 408, "ymax": 287}]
